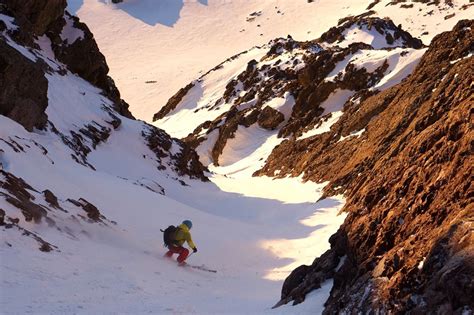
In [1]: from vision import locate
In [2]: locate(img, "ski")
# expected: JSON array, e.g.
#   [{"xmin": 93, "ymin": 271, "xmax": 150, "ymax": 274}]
[{"xmin": 188, "ymin": 264, "xmax": 217, "ymax": 273}]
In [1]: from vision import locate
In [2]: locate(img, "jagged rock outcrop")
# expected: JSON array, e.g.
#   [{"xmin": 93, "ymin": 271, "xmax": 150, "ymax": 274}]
[
  {"xmin": 157, "ymin": 17, "xmax": 425, "ymax": 167},
  {"xmin": 0, "ymin": 40, "xmax": 49, "ymax": 131},
  {"xmin": 321, "ymin": 15, "xmax": 423, "ymax": 49},
  {"xmin": 273, "ymin": 20, "xmax": 473, "ymax": 314},
  {"xmin": 0, "ymin": 0, "xmax": 133, "ymax": 121},
  {"xmin": 144, "ymin": 126, "xmax": 209, "ymax": 181},
  {"xmin": 0, "ymin": 169, "xmax": 116, "ymax": 252},
  {"xmin": 258, "ymin": 106, "xmax": 285, "ymax": 130},
  {"xmin": 48, "ymin": 12, "xmax": 133, "ymax": 118},
  {"xmin": 1, "ymin": 170, "xmax": 48, "ymax": 223},
  {"xmin": 67, "ymin": 198, "xmax": 105, "ymax": 222},
  {"xmin": 153, "ymin": 82, "xmax": 195, "ymax": 121},
  {"xmin": 0, "ymin": 208, "xmax": 5, "ymax": 225},
  {"xmin": 0, "ymin": 170, "xmax": 110, "ymax": 226},
  {"xmin": 152, "ymin": 48, "xmax": 260, "ymax": 122}
]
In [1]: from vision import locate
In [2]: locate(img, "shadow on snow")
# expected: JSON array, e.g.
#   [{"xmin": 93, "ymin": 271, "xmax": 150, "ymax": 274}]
[{"xmin": 89, "ymin": 0, "xmax": 210, "ymax": 27}]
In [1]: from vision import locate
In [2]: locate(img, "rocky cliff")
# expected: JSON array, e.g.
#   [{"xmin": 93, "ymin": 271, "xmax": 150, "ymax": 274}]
[
  {"xmin": 154, "ymin": 15, "xmax": 427, "ymax": 171},
  {"xmin": 273, "ymin": 20, "xmax": 473, "ymax": 314}
]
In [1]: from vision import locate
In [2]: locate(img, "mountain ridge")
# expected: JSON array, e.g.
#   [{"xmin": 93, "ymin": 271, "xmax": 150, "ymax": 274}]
[
  {"xmin": 154, "ymin": 15, "xmax": 428, "ymax": 172},
  {"xmin": 71, "ymin": 0, "xmax": 473, "ymax": 121}
]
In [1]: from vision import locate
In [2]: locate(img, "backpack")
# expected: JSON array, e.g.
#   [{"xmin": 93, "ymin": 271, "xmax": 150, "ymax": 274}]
[{"xmin": 161, "ymin": 225, "xmax": 179, "ymax": 247}]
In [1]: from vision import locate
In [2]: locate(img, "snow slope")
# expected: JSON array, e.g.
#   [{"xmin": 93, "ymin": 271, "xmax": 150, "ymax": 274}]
[
  {"xmin": 0, "ymin": 11, "xmax": 346, "ymax": 314},
  {"xmin": 2, "ymin": 131, "xmax": 346, "ymax": 314},
  {"xmin": 2, "ymin": 2, "xmax": 472, "ymax": 314},
  {"xmin": 1, "ymin": 117, "xmax": 346, "ymax": 314},
  {"xmin": 68, "ymin": 0, "xmax": 473, "ymax": 121}
]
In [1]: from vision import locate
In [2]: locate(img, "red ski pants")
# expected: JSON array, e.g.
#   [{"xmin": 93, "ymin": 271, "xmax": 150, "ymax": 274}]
[{"xmin": 165, "ymin": 245, "xmax": 189, "ymax": 263}]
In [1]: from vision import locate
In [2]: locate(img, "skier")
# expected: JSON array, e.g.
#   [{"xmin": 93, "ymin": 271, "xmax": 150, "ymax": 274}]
[{"xmin": 164, "ymin": 220, "xmax": 197, "ymax": 266}]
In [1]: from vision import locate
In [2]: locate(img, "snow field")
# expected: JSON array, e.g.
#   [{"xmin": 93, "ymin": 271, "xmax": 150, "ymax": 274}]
[
  {"xmin": 1, "ymin": 125, "xmax": 346, "ymax": 313},
  {"xmin": 69, "ymin": 0, "xmax": 472, "ymax": 121},
  {"xmin": 69, "ymin": 0, "xmax": 371, "ymax": 121}
]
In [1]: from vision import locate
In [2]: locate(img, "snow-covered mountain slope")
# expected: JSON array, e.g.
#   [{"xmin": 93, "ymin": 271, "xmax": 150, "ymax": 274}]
[
  {"xmin": 2, "ymin": 1, "xmax": 472, "ymax": 314},
  {"xmin": 0, "ymin": 3, "xmax": 348, "ymax": 314},
  {"xmin": 153, "ymin": 16, "xmax": 427, "ymax": 176},
  {"xmin": 69, "ymin": 0, "xmax": 473, "ymax": 121}
]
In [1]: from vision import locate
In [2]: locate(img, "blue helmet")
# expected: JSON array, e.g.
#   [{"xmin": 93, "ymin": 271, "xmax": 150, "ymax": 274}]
[{"xmin": 182, "ymin": 220, "xmax": 192, "ymax": 229}]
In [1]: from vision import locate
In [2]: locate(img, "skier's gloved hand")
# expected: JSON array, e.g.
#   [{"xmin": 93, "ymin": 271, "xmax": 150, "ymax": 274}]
[{"xmin": 193, "ymin": 247, "xmax": 198, "ymax": 253}]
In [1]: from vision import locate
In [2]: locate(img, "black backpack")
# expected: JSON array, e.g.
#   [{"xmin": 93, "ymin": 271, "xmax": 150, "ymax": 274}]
[{"xmin": 161, "ymin": 225, "xmax": 179, "ymax": 247}]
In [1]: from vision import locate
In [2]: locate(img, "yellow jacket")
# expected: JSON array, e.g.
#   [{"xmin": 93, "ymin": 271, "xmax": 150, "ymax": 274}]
[{"xmin": 174, "ymin": 223, "xmax": 196, "ymax": 249}]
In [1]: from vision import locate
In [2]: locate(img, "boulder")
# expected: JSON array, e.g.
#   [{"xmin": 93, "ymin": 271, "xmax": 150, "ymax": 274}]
[{"xmin": 258, "ymin": 106, "xmax": 284, "ymax": 130}]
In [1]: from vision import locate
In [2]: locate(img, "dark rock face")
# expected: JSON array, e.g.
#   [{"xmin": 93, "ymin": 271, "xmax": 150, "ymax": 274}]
[
  {"xmin": 258, "ymin": 106, "xmax": 284, "ymax": 130},
  {"xmin": 0, "ymin": 170, "xmax": 48, "ymax": 223},
  {"xmin": 1, "ymin": 0, "xmax": 66, "ymax": 36},
  {"xmin": 79, "ymin": 199, "xmax": 101, "ymax": 222},
  {"xmin": 153, "ymin": 82, "xmax": 195, "ymax": 121},
  {"xmin": 210, "ymin": 109, "xmax": 254, "ymax": 166},
  {"xmin": 43, "ymin": 189, "xmax": 61, "ymax": 209},
  {"xmin": 278, "ymin": 41, "xmax": 388, "ymax": 139},
  {"xmin": 0, "ymin": 208, "xmax": 5, "ymax": 225},
  {"xmin": 144, "ymin": 126, "xmax": 208, "ymax": 181},
  {"xmin": 47, "ymin": 13, "xmax": 133, "ymax": 118},
  {"xmin": 273, "ymin": 20, "xmax": 474, "ymax": 314},
  {"xmin": 49, "ymin": 13, "xmax": 110, "ymax": 92},
  {"xmin": 153, "ymin": 48, "xmax": 258, "ymax": 122},
  {"xmin": 0, "ymin": 169, "xmax": 108, "ymax": 224},
  {"xmin": 0, "ymin": 41, "xmax": 49, "ymax": 131},
  {"xmin": 0, "ymin": 1, "xmax": 133, "ymax": 120},
  {"xmin": 67, "ymin": 198, "xmax": 104, "ymax": 222},
  {"xmin": 49, "ymin": 118, "xmax": 117, "ymax": 170},
  {"xmin": 0, "ymin": 170, "xmax": 115, "ymax": 251}
]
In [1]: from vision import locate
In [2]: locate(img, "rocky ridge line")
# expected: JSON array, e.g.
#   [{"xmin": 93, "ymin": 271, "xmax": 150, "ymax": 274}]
[
  {"xmin": 157, "ymin": 16, "xmax": 425, "ymax": 168},
  {"xmin": 272, "ymin": 20, "xmax": 473, "ymax": 314}
]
